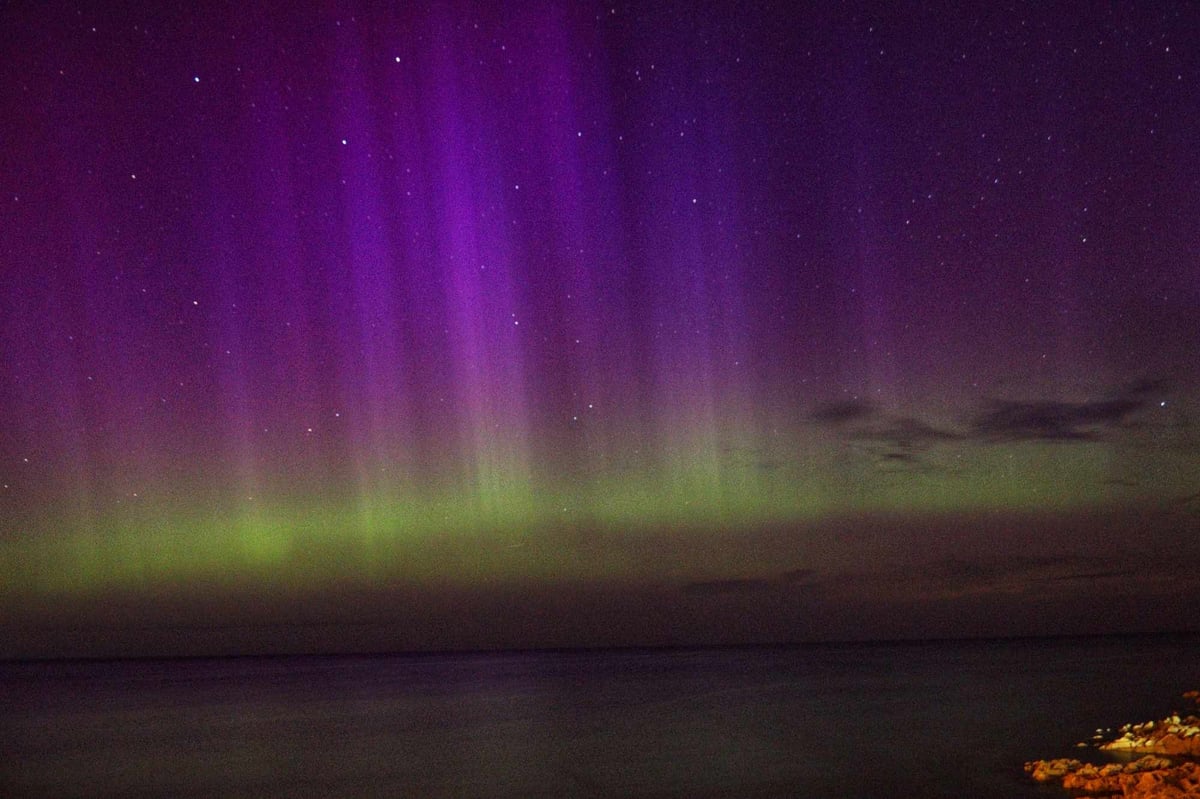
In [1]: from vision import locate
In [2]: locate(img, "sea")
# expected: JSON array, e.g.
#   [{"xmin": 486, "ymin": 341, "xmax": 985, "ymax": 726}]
[{"xmin": 1, "ymin": 633, "xmax": 1197, "ymax": 798}]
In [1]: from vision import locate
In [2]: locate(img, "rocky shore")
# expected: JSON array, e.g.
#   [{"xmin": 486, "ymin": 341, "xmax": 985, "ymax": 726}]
[{"xmin": 1026, "ymin": 691, "xmax": 1200, "ymax": 797}]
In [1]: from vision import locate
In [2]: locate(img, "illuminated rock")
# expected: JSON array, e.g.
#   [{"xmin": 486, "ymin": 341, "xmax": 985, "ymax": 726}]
[
  {"xmin": 1026, "ymin": 758, "xmax": 1082, "ymax": 783},
  {"xmin": 1025, "ymin": 755, "xmax": 1200, "ymax": 796},
  {"xmin": 1027, "ymin": 691, "xmax": 1200, "ymax": 796}
]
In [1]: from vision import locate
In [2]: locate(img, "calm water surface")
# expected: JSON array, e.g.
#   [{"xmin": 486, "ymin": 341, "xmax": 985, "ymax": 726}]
[{"xmin": 2, "ymin": 634, "xmax": 1197, "ymax": 798}]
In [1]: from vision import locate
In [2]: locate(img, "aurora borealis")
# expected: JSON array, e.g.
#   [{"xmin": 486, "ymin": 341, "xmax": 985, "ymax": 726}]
[{"xmin": 2, "ymin": 3, "xmax": 1199, "ymax": 657}]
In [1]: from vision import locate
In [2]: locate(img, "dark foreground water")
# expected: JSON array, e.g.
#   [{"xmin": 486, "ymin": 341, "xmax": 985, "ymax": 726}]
[{"xmin": 1, "ymin": 634, "xmax": 1197, "ymax": 798}]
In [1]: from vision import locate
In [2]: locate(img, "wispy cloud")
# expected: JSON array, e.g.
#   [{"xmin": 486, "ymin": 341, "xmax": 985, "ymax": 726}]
[
  {"xmin": 922, "ymin": 555, "xmax": 1131, "ymax": 588},
  {"xmin": 815, "ymin": 553, "xmax": 1195, "ymax": 602},
  {"xmin": 809, "ymin": 400, "xmax": 876, "ymax": 425},
  {"xmin": 809, "ymin": 377, "xmax": 1172, "ymax": 451},
  {"xmin": 779, "ymin": 568, "xmax": 815, "ymax": 583},
  {"xmin": 850, "ymin": 416, "xmax": 961, "ymax": 456},
  {"xmin": 682, "ymin": 578, "xmax": 772, "ymax": 596},
  {"xmin": 682, "ymin": 568, "xmax": 818, "ymax": 596},
  {"xmin": 968, "ymin": 377, "xmax": 1172, "ymax": 442},
  {"xmin": 809, "ymin": 401, "xmax": 961, "ymax": 471},
  {"xmin": 969, "ymin": 397, "xmax": 1142, "ymax": 442}
]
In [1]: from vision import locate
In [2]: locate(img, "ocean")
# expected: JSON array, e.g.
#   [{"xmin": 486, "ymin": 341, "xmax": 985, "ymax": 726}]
[{"xmin": 2, "ymin": 633, "xmax": 1197, "ymax": 798}]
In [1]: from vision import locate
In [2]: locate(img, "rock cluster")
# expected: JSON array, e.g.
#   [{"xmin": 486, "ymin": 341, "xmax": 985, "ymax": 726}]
[
  {"xmin": 1025, "ymin": 691, "xmax": 1200, "ymax": 797},
  {"xmin": 1026, "ymin": 756, "xmax": 1200, "ymax": 796},
  {"xmin": 1102, "ymin": 716, "xmax": 1200, "ymax": 758}
]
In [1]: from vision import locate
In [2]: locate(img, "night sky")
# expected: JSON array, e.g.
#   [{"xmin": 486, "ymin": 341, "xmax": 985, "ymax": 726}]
[{"xmin": 2, "ymin": 2, "xmax": 1198, "ymax": 658}]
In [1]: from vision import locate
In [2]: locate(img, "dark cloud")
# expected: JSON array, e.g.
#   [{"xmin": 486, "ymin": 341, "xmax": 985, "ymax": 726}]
[
  {"xmin": 939, "ymin": 554, "xmax": 1200, "ymax": 600},
  {"xmin": 809, "ymin": 401, "xmax": 962, "ymax": 473},
  {"xmin": 810, "ymin": 378, "xmax": 1171, "ymax": 450},
  {"xmin": 809, "ymin": 406, "xmax": 959, "ymax": 446},
  {"xmin": 912, "ymin": 551, "xmax": 1094, "ymax": 587},
  {"xmin": 779, "ymin": 568, "xmax": 815, "ymax": 583},
  {"xmin": 970, "ymin": 397, "xmax": 1143, "ymax": 442},
  {"xmin": 1104, "ymin": 478, "xmax": 1141, "ymax": 488},
  {"xmin": 968, "ymin": 377, "xmax": 1172, "ymax": 443},
  {"xmin": 871, "ymin": 417, "xmax": 960, "ymax": 446},
  {"xmin": 814, "ymin": 555, "xmax": 1144, "ymax": 600},
  {"xmin": 1035, "ymin": 570, "xmax": 1138, "ymax": 584},
  {"xmin": 839, "ymin": 415, "xmax": 963, "ymax": 474},
  {"xmin": 928, "ymin": 556, "xmax": 1071, "ymax": 583},
  {"xmin": 1172, "ymin": 492, "xmax": 1200, "ymax": 511},
  {"xmin": 682, "ymin": 578, "xmax": 771, "ymax": 596},
  {"xmin": 1121, "ymin": 377, "xmax": 1171, "ymax": 397},
  {"xmin": 809, "ymin": 400, "xmax": 876, "ymax": 425},
  {"xmin": 682, "ymin": 568, "xmax": 818, "ymax": 596},
  {"xmin": 871, "ymin": 451, "xmax": 951, "ymax": 477},
  {"xmin": 924, "ymin": 555, "xmax": 1144, "ymax": 589}
]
